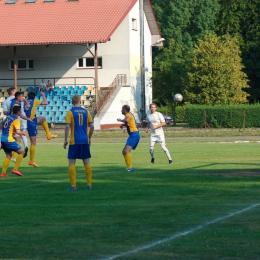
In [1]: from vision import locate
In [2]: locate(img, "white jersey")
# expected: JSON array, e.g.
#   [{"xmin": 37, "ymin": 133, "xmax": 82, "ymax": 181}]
[
  {"xmin": 2, "ymin": 96, "xmax": 14, "ymax": 113},
  {"xmin": 146, "ymin": 112, "xmax": 165, "ymax": 135}
]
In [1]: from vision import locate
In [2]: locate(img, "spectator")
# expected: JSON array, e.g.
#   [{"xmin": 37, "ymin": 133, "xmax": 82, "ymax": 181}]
[
  {"xmin": 46, "ymin": 80, "xmax": 53, "ymax": 92},
  {"xmin": 39, "ymin": 79, "xmax": 47, "ymax": 93}
]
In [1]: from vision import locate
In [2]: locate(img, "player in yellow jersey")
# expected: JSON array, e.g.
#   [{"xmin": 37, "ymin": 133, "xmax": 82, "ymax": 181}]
[
  {"xmin": 117, "ymin": 105, "xmax": 140, "ymax": 172},
  {"xmin": 64, "ymin": 95, "xmax": 94, "ymax": 191},
  {"xmin": 0, "ymin": 106, "xmax": 26, "ymax": 177},
  {"xmin": 24, "ymin": 91, "xmax": 58, "ymax": 168}
]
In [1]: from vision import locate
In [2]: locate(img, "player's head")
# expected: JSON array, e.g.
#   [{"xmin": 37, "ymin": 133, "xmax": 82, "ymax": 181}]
[
  {"xmin": 12, "ymin": 105, "xmax": 21, "ymax": 116},
  {"xmin": 42, "ymin": 79, "xmax": 45, "ymax": 83},
  {"xmin": 7, "ymin": 87, "xmax": 16, "ymax": 96},
  {"xmin": 27, "ymin": 91, "xmax": 36, "ymax": 99},
  {"xmin": 15, "ymin": 92, "xmax": 24, "ymax": 102},
  {"xmin": 149, "ymin": 103, "xmax": 157, "ymax": 113},
  {"xmin": 72, "ymin": 95, "xmax": 81, "ymax": 106},
  {"xmin": 121, "ymin": 105, "xmax": 130, "ymax": 115}
]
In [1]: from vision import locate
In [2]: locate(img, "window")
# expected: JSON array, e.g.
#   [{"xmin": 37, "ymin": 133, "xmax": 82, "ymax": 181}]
[
  {"xmin": 132, "ymin": 18, "xmax": 137, "ymax": 30},
  {"xmin": 6, "ymin": 0, "xmax": 18, "ymax": 3},
  {"xmin": 77, "ymin": 57, "xmax": 102, "ymax": 68},
  {"xmin": 9, "ymin": 59, "xmax": 34, "ymax": 70},
  {"xmin": 26, "ymin": 0, "xmax": 36, "ymax": 2},
  {"xmin": 44, "ymin": 0, "xmax": 55, "ymax": 2}
]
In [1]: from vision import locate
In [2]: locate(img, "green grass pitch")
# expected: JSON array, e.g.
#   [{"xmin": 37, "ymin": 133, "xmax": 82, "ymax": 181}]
[{"xmin": 0, "ymin": 137, "xmax": 260, "ymax": 259}]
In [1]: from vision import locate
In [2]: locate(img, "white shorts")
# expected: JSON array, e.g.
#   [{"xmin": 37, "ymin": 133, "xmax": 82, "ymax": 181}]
[
  {"xmin": 150, "ymin": 134, "xmax": 166, "ymax": 147},
  {"xmin": 19, "ymin": 118, "xmax": 27, "ymax": 131}
]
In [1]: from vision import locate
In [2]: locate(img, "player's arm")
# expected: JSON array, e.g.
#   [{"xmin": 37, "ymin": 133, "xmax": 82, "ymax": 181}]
[
  {"xmin": 145, "ymin": 123, "xmax": 150, "ymax": 133},
  {"xmin": 19, "ymin": 113, "xmax": 33, "ymax": 122},
  {"xmin": 16, "ymin": 129, "xmax": 25, "ymax": 136},
  {"xmin": 117, "ymin": 116, "xmax": 130, "ymax": 123},
  {"xmin": 64, "ymin": 124, "xmax": 70, "ymax": 149},
  {"xmin": 23, "ymin": 98, "xmax": 30, "ymax": 109},
  {"xmin": 41, "ymin": 91, "xmax": 48, "ymax": 105},
  {"xmin": 88, "ymin": 123, "xmax": 94, "ymax": 145},
  {"xmin": 3, "ymin": 101, "xmax": 9, "ymax": 115}
]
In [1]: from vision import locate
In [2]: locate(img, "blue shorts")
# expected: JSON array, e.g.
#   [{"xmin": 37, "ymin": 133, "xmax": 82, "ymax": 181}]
[
  {"xmin": 68, "ymin": 144, "xmax": 91, "ymax": 159},
  {"xmin": 1, "ymin": 141, "xmax": 22, "ymax": 154},
  {"xmin": 27, "ymin": 117, "xmax": 38, "ymax": 137},
  {"xmin": 126, "ymin": 132, "xmax": 140, "ymax": 150}
]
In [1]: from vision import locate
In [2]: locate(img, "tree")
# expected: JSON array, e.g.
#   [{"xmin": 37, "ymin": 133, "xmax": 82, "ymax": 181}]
[
  {"xmin": 185, "ymin": 34, "xmax": 249, "ymax": 105},
  {"xmin": 215, "ymin": 0, "xmax": 260, "ymax": 102}
]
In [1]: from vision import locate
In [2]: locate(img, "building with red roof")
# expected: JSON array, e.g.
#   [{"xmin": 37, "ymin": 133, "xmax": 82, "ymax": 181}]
[{"xmin": 0, "ymin": 0, "xmax": 162, "ymax": 129}]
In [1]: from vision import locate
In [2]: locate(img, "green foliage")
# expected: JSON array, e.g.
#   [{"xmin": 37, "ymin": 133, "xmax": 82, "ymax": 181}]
[
  {"xmin": 185, "ymin": 34, "xmax": 249, "ymax": 105},
  {"xmin": 186, "ymin": 104, "xmax": 260, "ymax": 128}
]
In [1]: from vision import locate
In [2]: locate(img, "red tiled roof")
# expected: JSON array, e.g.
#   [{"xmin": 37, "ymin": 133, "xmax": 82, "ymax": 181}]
[{"xmin": 0, "ymin": 0, "xmax": 138, "ymax": 46}]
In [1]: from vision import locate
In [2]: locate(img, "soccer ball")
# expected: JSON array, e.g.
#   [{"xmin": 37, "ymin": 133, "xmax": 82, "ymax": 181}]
[{"xmin": 173, "ymin": 93, "xmax": 183, "ymax": 102}]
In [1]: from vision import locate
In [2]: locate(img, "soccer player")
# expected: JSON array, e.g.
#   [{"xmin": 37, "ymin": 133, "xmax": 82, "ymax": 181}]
[
  {"xmin": 0, "ymin": 106, "xmax": 26, "ymax": 177},
  {"xmin": 8, "ymin": 91, "xmax": 31, "ymax": 161},
  {"xmin": 24, "ymin": 91, "xmax": 58, "ymax": 168},
  {"xmin": 64, "ymin": 94, "xmax": 94, "ymax": 191},
  {"xmin": 145, "ymin": 103, "xmax": 172, "ymax": 164},
  {"xmin": 117, "ymin": 105, "xmax": 140, "ymax": 172}
]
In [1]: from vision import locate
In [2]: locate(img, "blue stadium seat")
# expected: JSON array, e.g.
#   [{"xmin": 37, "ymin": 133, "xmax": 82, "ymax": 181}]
[
  {"xmin": 63, "ymin": 101, "xmax": 69, "ymax": 106},
  {"xmin": 50, "ymin": 91, "xmax": 56, "ymax": 97},
  {"xmin": 67, "ymin": 96, "xmax": 72, "ymax": 101},
  {"xmin": 52, "ymin": 106, "xmax": 58, "ymax": 112},
  {"xmin": 39, "ymin": 106, "xmax": 44, "ymax": 112},
  {"xmin": 61, "ymin": 96, "xmax": 67, "ymax": 101},
  {"xmin": 68, "ymin": 86, "xmax": 73, "ymax": 91},
  {"xmin": 63, "ymin": 90, "xmax": 69, "ymax": 95},
  {"xmin": 75, "ymin": 86, "xmax": 80, "ymax": 90},
  {"xmin": 53, "ymin": 96, "xmax": 60, "ymax": 101},
  {"xmin": 81, "ymin": 86, "xmax": 87, "ymax": 90},
  {"xmin": 59, "ymin": 115, "xmax": 65, "ymax": 122},
  {"xmin": 46, "ymin": 116, "xmax": 53, "ymax": 122},
  {"xmin": 54, "ymin": 86, "xmax": 60, "ymax": 91},
  {"xmin": 61, "ymin": 86, "xmax": 67, "ymax": 91},
  {"xmin": 55, "ymin": 111, "xmax": 62, "ymax": 117},
  {"xmin": 59, "ymin": 106, "xmax": 66, "ymax": 112},
  {"xmin": 44, "ymin": 91, "xmax": 49, "ymax": 97},
  {"xmin": 27, "ymin": 86, "xmax": 34, "ymax": 92},
  {"xmin": 45, "ymin": 106, "xmax": 52, "ymax": 112},
  {"xmin": 77, "ymin": 90, "xmax": 83, "ymax": 95},
  {"xmin": 42, "ymin": 111, "xmax": 48, "ymax": 117},
  {"xmin": 55, "ymin": 100, "xmax": 62, "ymax": 106},
  {"xmin": 57, "ymin": 90, "xmax": 62, "ymax": 96},
  {"xmin": 70, "ymin": 90, "xmax": 76, "ymax": 95},
  {"xmin": 49, "ymin": 101, "xmax": 55, "ymax": 106},
  {"xmin": 47, "ymin": 96, "xmax": 52, "ymax": 102}
]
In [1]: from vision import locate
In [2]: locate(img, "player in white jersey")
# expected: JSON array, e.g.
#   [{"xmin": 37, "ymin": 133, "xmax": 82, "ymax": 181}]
[
  {"xmin": 145, "ymin": 103, "xmax": 172, "ymax": 164},
  {"xmin": 3, "ymin": 87, "xmax": 29, "ymax": 160}
]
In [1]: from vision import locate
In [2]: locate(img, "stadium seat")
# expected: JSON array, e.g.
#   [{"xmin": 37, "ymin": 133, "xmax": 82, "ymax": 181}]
[
  {"xmin": 77, "ymin": 90, "xmax": 84, "ymax": 95},
  {"xmin": 4, "ymin": 92, "xmax": 9, "ymax": 97},
  {"xmin": 55, "ymin": 111, "xmax": 62, "ymax": 117},
  {"xmin": 20, "ymin": 86, "xmax": 27, "ymax": 92},
  {"xmin": 68, "ymin": 86, "xmax": 73, "ymax": 91},
  {"xmin": 47, "ymin": 96, "xmax": 52, "ymax": 102},
  {"xmin": 57, "ymin": 90, "xmax": 62, "ymax": 96},
  {"xmin": 61, "ymin": 86, "xmax": 67, "ymax": 91},
  {"xmin": 53, "ymin": 96, "xmax": 60, "ymax": 101},
  {"xmin": 45, "ymin": 106, "xmax": 52, "ymax": 112},
  {"xmin": 54, "ymin": 86, "xmax": 60, "ymax": 91},
  {"xmin": 70, "ymin": 90, "xmax": 76, "ymax": 95},
  {"xmin": 55, "ymin": 100, "xmax": 62, "ymax": 106},
  {"xmin": 39, "ymin": 106, "xmax": 44, "ymax": 112},
  {"xmin": 42, "ymin": 111, "xmax": 48, "ymax": 117},
  {"xmin": 80, "ymin": 95, "xmax": 86, "ymax": 101},
  {"xmin": 59, "ymin": 115, "xmax": 65, "ymax": 122},
  {"xmin": 63, "ymin": 101, "xmax": 69, "ymax": 106},
  {"xmin": 81, "ymin": 86, "xmax": 87, "ymax": 90},
  {"xmin": 75, "ymin": 86, "xmax": 80, "ymax": 91},
  {"xmin": 46, "ymin": 116, "xmax": 53, "ymax": 122},
  {"xmin": 50, "ymin": 91, "xmax": 56, "ymax": 97},
  {"xmin": 0, "ymin": 97, "xmax": 5, "ymax": 102},
  {"xmin": 48, "ymin": 101, "xmax": 55, "ymax": 106},
  {"xmin": 63, "ymin": 90, "xmax": 69, "ymax": 96},
  {"xmin": 61, "ymin": 96, "xmax": 67, "ymax": 101},
  {"xmin": 67, "ymin": 96, "xmax": 72, "ymax": 101},
  {"xmin": 27, "ymin": 86, "xmax": 34, "ymax": 92}
]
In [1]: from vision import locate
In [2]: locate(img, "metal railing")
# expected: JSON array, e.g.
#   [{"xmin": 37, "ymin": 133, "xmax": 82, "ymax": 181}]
[
  {"xmin": 0, "ymin": 77, "xmax": 95, "ymax": 88},
  {"xmin": 97, "ymin": 74, "xmax": 127, "ymax": 115}
]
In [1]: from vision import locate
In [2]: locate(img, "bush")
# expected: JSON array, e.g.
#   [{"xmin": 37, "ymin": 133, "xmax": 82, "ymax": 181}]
[{"xmin": 186, "ymin": 104, "xmax": 260, "ymax": 128}]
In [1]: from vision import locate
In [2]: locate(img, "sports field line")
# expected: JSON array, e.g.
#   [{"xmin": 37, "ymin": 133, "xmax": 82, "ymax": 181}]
[
  {"xmin": 0, "ymin": 172, "xmax": 112, "ymax": 194},
  {"xmin": 99, "ymin": 203, "xmax": 260, "ymax": 260}
]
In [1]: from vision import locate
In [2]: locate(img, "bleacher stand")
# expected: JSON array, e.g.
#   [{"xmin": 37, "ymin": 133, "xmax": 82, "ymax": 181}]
[{"xmin": 0, "ymin": 85, "xmax": 93, "ymax": 123}]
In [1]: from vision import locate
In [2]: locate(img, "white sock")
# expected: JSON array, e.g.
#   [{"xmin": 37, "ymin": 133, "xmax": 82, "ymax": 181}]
[
  {"xmin": 21, "ymin": 134, "xmax": 28, "ymax": 148},
  {"xmin": 161, "ymin": 145, "xmax": 172, "ymax": 160},
  {"xmin": 150, "ymin": 148, "xmax": 155, "ymax": 158}
]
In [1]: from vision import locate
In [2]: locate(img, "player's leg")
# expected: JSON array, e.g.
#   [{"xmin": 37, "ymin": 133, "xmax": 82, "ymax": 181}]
[
  {"xmin": 83, "ymin": 158, "xmax": 92, "ymax": 189},
  {"xmin": 37, "ymin": 116, "xmax": 57, "ymax": 140},
  {"xmin": 122, "ymin": 145, "xmax": 133, "ymax": 170},
  {"xmin": 149, "ymin": 136, "xmax": 156, "ymax": 164},
  {"xmin": 0, "ymin": 147, "xmax": 11, "ymax": 177},
  {"xmin": 68, "ymin": 159, "xmax": 77, "ymax": 190},
  {"xmin": 28, "ymin": 136, "xmax": 39, "ymax": 167},
  {"xmin": 12, "ymin": 147, "xmax": 25, "ymax": 176},
  {"xmin": 20, "ymin": 118, "xmax": 28, "ymax": 157},
  {"xmin": 159, "ymin": 136, "xmax": 172, "ymax": 164},
  {"xmin": 11, "ymin": 135, "xmax": 21, "ymax": 162}
]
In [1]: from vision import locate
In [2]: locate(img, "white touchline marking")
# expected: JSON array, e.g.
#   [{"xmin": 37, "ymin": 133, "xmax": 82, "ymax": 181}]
[{"xmin": 99, "ymin": 203, "xmax": 260, "ymax": 260}]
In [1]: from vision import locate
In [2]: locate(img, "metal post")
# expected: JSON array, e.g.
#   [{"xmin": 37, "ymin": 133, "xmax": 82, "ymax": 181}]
[
  {"xmin": 94, "ymin": 43, "xmax": 98, "ymax": 112},
  {"xmin": 140, "ymin": 0, "xmax": 145, "ymax": 122},
  {"xmin": 14, "ymin": 46, "xmax": 17, "ymax": 89}
]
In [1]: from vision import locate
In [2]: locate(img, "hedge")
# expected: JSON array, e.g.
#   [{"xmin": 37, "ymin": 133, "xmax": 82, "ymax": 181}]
[{"xmin": 186, "ymin": 104, "xmax": 260, "ymax": 128}]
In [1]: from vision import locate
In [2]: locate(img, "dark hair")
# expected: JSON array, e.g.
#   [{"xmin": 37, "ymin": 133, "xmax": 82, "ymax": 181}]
[
  {"xmin": 14, "ymin": 91, "xmax": 23, "ymax": 99},
  {"xmin": 7, "ymin": 87, "xmax": 15, "ymax": 95},
  {"xmin": 27, "ymin": 91, "xmax": 36, "ymax": 99},
  {"xmin": 149, "ymin": 103, "xmax": 157, "ymax": 109},
  {"xmin": 122, "ymin": 105, "xmax": 130, "ymax": 112},
  {"xmin": 12, "ymin": 105, "xmax": 21, "ymax": 115}
]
